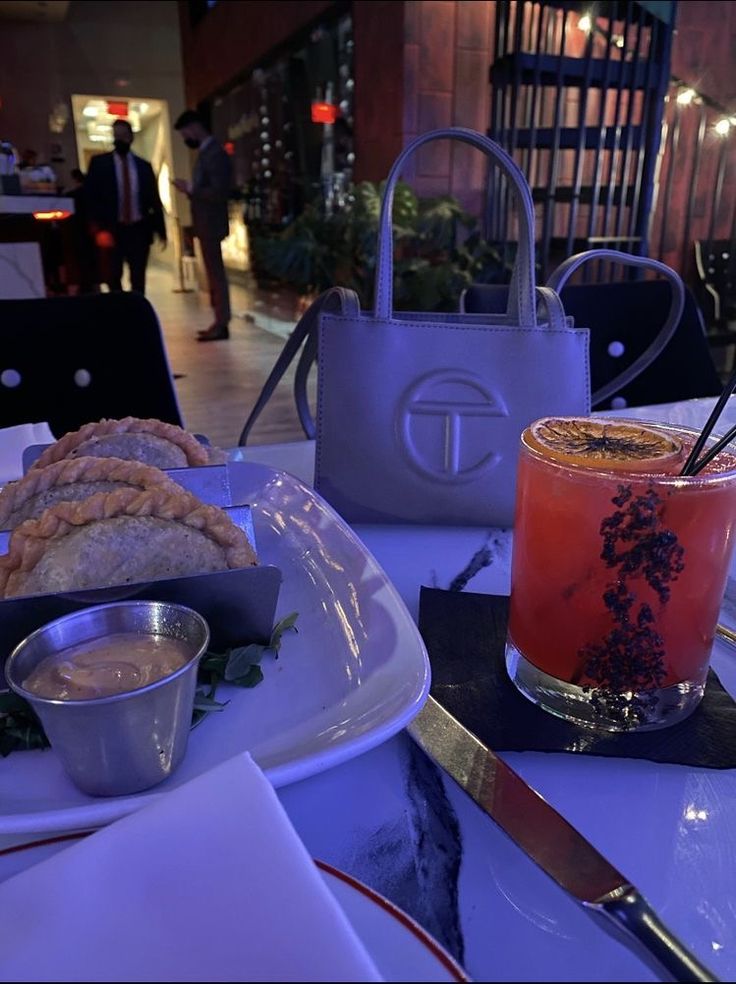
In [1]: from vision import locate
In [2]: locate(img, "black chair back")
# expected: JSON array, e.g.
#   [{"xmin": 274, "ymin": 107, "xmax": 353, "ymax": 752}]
[
  {"xmin": 462, "ymin": 279, "xmax": 722, "ymax": 410},
  {"xmin": 0, "ymin": 293, "xmax": 183, "ymax": 436},
  {"xmin": 694, "ymin": 239, "xmax": 736, "ymax": 326}
]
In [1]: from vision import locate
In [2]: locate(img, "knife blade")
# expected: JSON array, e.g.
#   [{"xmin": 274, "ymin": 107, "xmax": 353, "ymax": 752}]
[{"xmin": 408, "ymin": 696, "xmax": 718, "ymax": 983}]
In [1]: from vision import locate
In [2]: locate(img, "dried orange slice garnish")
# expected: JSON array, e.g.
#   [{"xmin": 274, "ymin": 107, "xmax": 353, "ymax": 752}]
[{"xmin": 524, "ymin": 416, "xmax": 685, "ymax": 472}]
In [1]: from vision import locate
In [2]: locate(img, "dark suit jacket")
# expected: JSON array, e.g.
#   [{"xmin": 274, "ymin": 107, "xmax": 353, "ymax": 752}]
[
  {"xmin": 85, "ymin": 151, "xmax": 166, "ymax": 244},
  {"xmin": 190, "ymin": 138, "xmax": 231, "ymax": 242}
]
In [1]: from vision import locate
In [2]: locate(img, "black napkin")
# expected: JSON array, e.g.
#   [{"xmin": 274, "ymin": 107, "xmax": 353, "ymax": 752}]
[{"xmin": 419, "ymin": 586, "xmax": 736, "ymax": 769}]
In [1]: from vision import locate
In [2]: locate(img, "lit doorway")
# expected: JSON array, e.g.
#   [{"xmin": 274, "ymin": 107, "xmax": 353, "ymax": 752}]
[{"xmin": 70, "ymin": 94, "xmax": 179, "ymax": 280}]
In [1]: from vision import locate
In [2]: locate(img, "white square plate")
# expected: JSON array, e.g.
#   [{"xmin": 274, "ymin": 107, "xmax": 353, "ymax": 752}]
[{"xmin": 0, "ymin": 461, "xmax": 431, "ymax": 834}]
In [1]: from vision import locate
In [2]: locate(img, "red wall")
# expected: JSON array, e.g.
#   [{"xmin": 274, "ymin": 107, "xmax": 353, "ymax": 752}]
[
  {"xmin": 400, "ymin": 0, "xmax": 495, "ymax": 213},
  {"xmin": 178, "ymin": 0, "xmax": 736, "ymax": 268},
  {"xmin": 178, "ymin": 0, "xmax": 497, "ymax": 193},
  {"xmin": 671, "ymin": 0, "xmax": 736, "ymax": 106},
  {"xmin": 352, "ymin": 1, "xmax": 405, "ymax": 181},
  {"xmin": 178, "ymin": 0, "xmax": 334, "ymax": 105},
  {"xmin": 178, "ymin": 0, "xmax": 404, "ymax": 182},
  {"xmin": 650, "ymin": 1, "xmax": 736, "ymax": 275}
]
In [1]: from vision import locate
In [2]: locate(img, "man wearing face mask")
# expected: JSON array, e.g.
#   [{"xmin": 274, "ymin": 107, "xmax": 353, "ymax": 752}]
[
  {"xmin": 173, "ymin": 109, "xmax": 232, "ymax": 341},
  {"xmin": 85, "ymin": 118, "xmax": 167, "ymax": 295}
]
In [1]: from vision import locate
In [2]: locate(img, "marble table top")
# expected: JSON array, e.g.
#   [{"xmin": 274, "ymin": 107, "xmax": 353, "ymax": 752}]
[
  {"xmin": 0, "ymin": 194, "xmax": 74, "ymax": 215},
  {"xmin": 2, "ymin": 396, "xmax": 735, "ymax": 981},
  {"xmin": 241, "ymin": 397, "xmax": 736, "ymax": 982}
]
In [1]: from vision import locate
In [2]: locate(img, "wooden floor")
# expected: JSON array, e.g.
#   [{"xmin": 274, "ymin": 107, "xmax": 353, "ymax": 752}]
[{"xmin": 145, "ymin": 262, "xmax": 309, "ymax": 451}]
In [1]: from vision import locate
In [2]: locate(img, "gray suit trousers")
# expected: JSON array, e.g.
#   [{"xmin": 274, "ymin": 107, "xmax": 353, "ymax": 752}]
[{"xmin": 199, "ymin": 232, "xmax": 231, "ymax": 327}]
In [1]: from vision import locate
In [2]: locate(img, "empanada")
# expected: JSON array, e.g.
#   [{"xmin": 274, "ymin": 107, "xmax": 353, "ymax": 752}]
[
  {"xmin": 0, "ymin": 456, "xmax": 182, "ymax": 529},
  {"xmin": 0, "ymin": 486, "xmax": 257, "ymax": 598},
  {"xmin": 31, "ymin": 417, "xmax": 223, "ymax": 471}
]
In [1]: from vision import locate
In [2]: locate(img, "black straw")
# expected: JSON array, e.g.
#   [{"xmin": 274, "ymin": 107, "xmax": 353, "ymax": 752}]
[
  {"xmin": 680, "ymin": 364, "xmax": 736, "ymax": 476},
  {"xmin": 688, "ymin": 421, "xmax": 736, "ymax": 476}
]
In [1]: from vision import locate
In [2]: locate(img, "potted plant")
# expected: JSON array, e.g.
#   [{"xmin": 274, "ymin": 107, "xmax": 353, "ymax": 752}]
[{"xmin": 250, "ymin": 181, "xmax": 509, "ymax": 312}]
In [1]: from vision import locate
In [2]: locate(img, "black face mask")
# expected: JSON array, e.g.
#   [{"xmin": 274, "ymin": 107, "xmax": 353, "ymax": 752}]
[
  {"xmin": 184, "ymin": 137, "xmax": 201, "ymax": 150},
  {"xmin": 114, "ymin": 139, "xmax": 132, "ymax": 155}
]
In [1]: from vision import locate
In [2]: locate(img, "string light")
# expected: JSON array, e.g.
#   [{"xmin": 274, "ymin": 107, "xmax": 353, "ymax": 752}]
[
  {"xmin": 674, "ymin": 81, "xmax": 734, "ymax": 138},
  {"xmin": 577, "ymin": 12, "xmax": 626, "ymax": 52}
]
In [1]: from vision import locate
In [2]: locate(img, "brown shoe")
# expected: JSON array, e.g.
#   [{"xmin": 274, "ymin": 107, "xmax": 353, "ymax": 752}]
[{"xmin": 197, "ymin": 326, "xmax": 230, "ymax": 342}]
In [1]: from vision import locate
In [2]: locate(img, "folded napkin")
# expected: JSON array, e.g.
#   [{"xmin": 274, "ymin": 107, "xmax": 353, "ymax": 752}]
[
  {"xmin": 419, "ymin": 587, "xmax": 736, "ymax": 769},
  {"xmin": 0, "ymin": 753, "xmax": 382, "ymax": 982},
  {"xmin": 0, "ymin": 421, "xmax": 54, "ymax": 484}
]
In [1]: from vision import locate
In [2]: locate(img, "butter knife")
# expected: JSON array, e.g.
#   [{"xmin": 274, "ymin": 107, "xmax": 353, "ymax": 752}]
[
  {"xmin": 408, "ymin": 696, "xmax": 718, "ymax": 983},
  {"xmin": 716, "ymin": 622, "xmax": 736, "ymax": 647}
]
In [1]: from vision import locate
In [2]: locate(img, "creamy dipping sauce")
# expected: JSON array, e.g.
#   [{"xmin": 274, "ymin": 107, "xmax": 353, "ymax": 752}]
[{"xmin": 22, "ymin": 632, "xmax": 191, "ymax": 700}]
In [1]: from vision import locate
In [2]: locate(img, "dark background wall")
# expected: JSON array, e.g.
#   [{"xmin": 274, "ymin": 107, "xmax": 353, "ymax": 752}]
[
  {"xmin": 351, "ymin": 1, "xmax": 405, "ymax": 182},
  {"xmin": 178, "ymin": 0, "xmax": 404, "ymax": 183},
  {"xmin": 178, "ymin": 1, "xmax": 334, "ymax": 107},
  {"xmin": 653, "ymin": 0, "xmax": 736, "ymax": 274},
  {"xmin": 0, "ymin": 0, "xmax": 188, "ymax": 189}
]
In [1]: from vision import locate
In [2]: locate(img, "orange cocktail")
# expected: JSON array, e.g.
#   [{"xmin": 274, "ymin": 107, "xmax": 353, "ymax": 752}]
[{"xmin": 506, "ymin": 417, "xmax": 736, "ymax": 731}]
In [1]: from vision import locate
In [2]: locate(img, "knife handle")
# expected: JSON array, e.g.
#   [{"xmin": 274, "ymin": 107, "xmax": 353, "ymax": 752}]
[{"xmin": 590, "ymin": 887, "xmax": 719, "ymax": 983}]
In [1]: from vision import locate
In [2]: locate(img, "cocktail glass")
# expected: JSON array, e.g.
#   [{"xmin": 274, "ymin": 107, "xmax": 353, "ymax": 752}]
[{"xmin": 506, "ymin": 420, "xmax": 736, "ymax": 731}]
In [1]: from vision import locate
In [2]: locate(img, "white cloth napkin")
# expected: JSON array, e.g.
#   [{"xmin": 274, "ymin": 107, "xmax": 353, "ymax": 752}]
[
  {"xmin": 0, "ymin": 753, "xmax": 383, "ymax": 982},
  {"xmin": 0, "ymin": 421, "xmax": 54, "ymax": 484}
]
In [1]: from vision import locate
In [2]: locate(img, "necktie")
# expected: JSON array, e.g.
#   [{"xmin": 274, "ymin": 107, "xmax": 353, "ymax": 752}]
[{"xmin": 121, "ymin": 157, "xmax": 132, "ymax": 224}]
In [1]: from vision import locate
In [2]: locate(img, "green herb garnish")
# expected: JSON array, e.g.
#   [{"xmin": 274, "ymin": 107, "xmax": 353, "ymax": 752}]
[
  {"xmin": 0, "ymin": 691, "xmax": 51, "ymax": 756},
  {"xmin": 0, "ymin": 611, "xmax": 299, "ymax": 755},
  {"xmin": 191, "ymin": 611, "xmax": 298, "ymax": 726}
]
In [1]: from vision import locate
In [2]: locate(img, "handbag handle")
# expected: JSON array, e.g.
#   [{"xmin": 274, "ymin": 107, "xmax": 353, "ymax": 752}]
[
  {"xmin": 459, "ymin": 284, "xmax": 568, "ymax": 331},
  {"xmin": 374, "ymin": 127, "xmax": 538, "ymax": 327},
  {"xmin": 547, "ymin": 250, "xmax": 686, "ymax": 406}
]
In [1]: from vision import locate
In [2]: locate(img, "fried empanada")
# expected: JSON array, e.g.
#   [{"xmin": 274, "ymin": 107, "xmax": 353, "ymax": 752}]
[
  {"xmin": 0, "ymin": 487, "xmax": 257, "ymax": 598},
  {"xmin": 0, "ymin": 456, "xmax": 182, "ymax": 529},
  {"xmin": 30, "ymin": 417, "xmax": 223, "ymax": 471}
]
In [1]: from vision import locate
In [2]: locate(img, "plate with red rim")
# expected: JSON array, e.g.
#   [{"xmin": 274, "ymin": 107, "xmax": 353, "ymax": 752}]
[
  {"xmin": 318, "ymin": 860, "xmax": 469, "ymax": 982},
  {"xmin": 0, "ymin": 837, "xmax": 468, "ymax": 982},
  {"xmin": 0, "ymin": 461, "xmax": 431, "ymax": 835}
]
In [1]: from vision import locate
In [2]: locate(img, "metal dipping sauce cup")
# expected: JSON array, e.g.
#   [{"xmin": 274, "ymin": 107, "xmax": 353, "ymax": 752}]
[{"xmin": 5, "ymin": 600, "xmax": 210, "ymax": 796}]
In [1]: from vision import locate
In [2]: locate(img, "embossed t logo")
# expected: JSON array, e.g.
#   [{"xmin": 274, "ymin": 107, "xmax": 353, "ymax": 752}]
[{"xmin": 398, "ymin": 370, "xmax": 509, "ymax": 482}]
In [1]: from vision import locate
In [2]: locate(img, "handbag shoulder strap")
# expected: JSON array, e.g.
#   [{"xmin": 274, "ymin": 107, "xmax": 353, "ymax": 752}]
[
  {"xmin": 238, "ymin": 287, "xmax": 358, "ymax": 446},
  {"xmin": 546, "ymin": 249, "xmax": 685, "ymax": 406}
]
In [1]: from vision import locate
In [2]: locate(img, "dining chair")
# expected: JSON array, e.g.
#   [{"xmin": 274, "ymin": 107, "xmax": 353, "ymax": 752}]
[
  {"xmin": 694, "ymin": 239, "xmax": 736, "ymax": 371},
  {"xmin": 0, "ymin": 291, "xmax": 183, "ymax": 436},
  {"xmin": 694, "ymin": 239, "xmax": 736, "ymax": 327},
  {"xmin": 462, "ymin": 278, "xmax": 722, "ymax": 410}
]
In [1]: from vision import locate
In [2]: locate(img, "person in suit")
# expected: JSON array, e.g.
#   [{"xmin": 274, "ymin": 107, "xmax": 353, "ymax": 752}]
[
  {"xmin": 85, "ymin": 118, "xmax": 166, "ymax": 295},
  {"xmin": 173, "ymin": 109, "xmax": 232, "ymax": 342}
]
